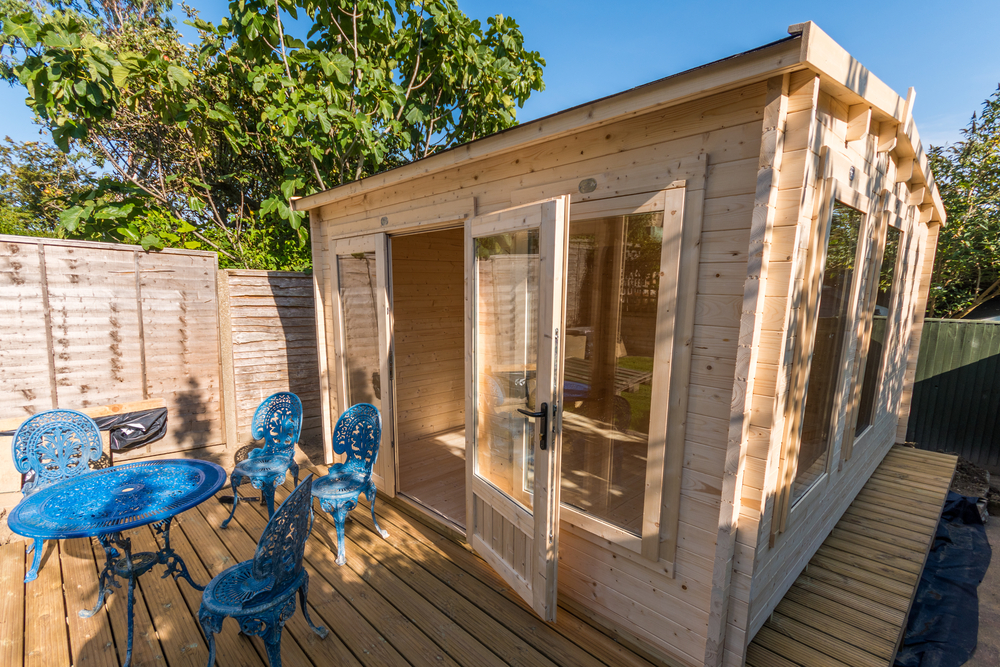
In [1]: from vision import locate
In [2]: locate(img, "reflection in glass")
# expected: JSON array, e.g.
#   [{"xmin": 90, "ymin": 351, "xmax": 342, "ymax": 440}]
[
  {"xmin": 560, "ymin": 212, "xmax": 664, "ymax": 535},
  {"xmin": 475, "ymin": 230, "xmax": 539, "ymax": 511},
  {"xmin": 855, "ymin": 226, "xmax": 902, "ymax": 435},
  {"xmin": 339, "ymin": 252, "xmax": 382, "ymax": 411},
  {"xmin": 793, "ymin": 202, "xmax": 863, "ymax": 503}
]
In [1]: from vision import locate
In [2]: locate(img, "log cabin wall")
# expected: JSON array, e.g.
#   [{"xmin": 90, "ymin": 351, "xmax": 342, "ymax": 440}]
[
  {"xmin": 219, "ymin": 270, "xmax": 322, "ymax": 451},
  {"xmin": 0, "ymin": 237, "xmax": 226, "ymax": 494},
  {"xmin": 310, "ymin": 81, "xmax": 769, "ymax": 667},
  {"xmin": 724, "ymin": 72, "xmax": 939, "ymax": 663},
  {"xmin": 390, "ymin": 229, "xmax": 466, "ymax": 443}
]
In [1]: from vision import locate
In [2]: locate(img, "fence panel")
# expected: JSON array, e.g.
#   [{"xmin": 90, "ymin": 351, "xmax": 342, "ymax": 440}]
[
  {"xmin": 221, "ymin": 270, "xmax": 321, "ymax": 449},
  {"xmin": 905, "ymin": 318, "xmax": 1000, "ymax": 469},
  {"xmin": 0, "ymin": 236, "xmax": 225, "ymax": 493}
]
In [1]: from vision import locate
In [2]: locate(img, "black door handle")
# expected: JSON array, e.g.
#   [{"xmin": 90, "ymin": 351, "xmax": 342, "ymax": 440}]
[{"xmin": 517, "ymin": 403, "xmax": 548, "ymax": 450}]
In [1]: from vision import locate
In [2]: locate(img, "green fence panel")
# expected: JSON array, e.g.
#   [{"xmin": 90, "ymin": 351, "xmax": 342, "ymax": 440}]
[{"xmin": 906, "ymin": 318, "xmax": 1000, "ymax": 468}]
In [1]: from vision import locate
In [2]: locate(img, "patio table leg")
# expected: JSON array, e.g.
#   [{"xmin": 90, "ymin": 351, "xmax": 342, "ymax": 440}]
[
  {"xmin": 154, "ymin": 518, "xmax": 204, "ymax": 591},
  {"xmin": 81, "ymin": 534, "xmax": 122, "ymax": 619}
]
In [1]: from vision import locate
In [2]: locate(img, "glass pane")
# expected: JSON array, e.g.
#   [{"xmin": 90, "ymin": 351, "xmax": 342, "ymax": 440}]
[
  {"xmin": 793, "ymin": 202, "xmax": 863, "ymax": 503},
  {"xmin": 560, "ymin": 212, "xmax": 664, "ymax": 535},
  {"xmin": 855, "ymin": 226, "xmax": 902, "ymax": 435},
  {"xmin": 338, "ymin": 252, "xmax": 382, "ymax": 410},
  {"xmin": 475, "ymin": 230, "xmax": 540, "ymax": 511}
]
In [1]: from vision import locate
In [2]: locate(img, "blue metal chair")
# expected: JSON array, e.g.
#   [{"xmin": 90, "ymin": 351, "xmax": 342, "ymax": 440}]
[
  {"xmin": 199, "ymin": 474, "xmax": 326, "ymax": 667},
  {"xmin": 11, "ymin": 409, "xmax": 103, "ymax": 582},
  {"xmin": 312, "ymin": 403, "xmax": 389, "ymax": 566},
  {"xmin": 222, "ymin": 392, "xmax": 302, "ymax": 529}
]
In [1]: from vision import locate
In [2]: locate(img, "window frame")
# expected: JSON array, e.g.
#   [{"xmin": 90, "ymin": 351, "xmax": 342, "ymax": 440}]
[
  {"xmin": 843, "ymin": 203, "xmax": 906, "ymax": 456},
  {"xmin": 773, "ymin": 159, "xmax": 876, "ymax": 533}
]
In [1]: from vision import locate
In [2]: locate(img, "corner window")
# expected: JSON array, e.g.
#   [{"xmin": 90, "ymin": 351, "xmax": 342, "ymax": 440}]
[
  {"xmin": 792, "ymin": 202, "xmax": 863, "ymax": 504},
  {"xmin": 854, "ymin": 225, "xmax": 902, "ymax": 436}
]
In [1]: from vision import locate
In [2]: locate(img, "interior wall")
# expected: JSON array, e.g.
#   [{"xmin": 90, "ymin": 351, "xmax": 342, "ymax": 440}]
[{"xmin": 391, "ymin": 228, "xmax": 466, "ymax": 444}]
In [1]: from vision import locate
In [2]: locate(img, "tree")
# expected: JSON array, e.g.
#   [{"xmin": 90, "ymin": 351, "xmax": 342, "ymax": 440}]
[
  {"xmin": 927, "ymin": 86, "xmax": 1000, "ymax": 318},
  {"xmin": 0, "ymin": 0, "xmax": 544, "ymax": 269},
  {"xmin": 0, "ymin": 135, "xmax": 95, "ymax": 237}
]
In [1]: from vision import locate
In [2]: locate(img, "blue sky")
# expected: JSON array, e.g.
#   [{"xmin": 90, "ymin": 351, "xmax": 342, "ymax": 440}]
[{"xmin": 3, "ymin": 0, "xmax": 998, "ymax": 149}]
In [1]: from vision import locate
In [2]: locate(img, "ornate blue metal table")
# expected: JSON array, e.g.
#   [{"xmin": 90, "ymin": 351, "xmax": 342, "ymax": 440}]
[{"xmin": 7, "ymin": 459, "xmax": 226, "ymax": 666}]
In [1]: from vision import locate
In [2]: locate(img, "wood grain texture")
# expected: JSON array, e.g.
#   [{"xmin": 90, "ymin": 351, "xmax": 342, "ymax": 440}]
[{"xmin": 746, "ymin": 446, "xmax": 955, "ymax": 667}]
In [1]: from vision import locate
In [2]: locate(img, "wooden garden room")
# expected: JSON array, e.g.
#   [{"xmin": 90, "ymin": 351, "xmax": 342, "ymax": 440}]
[
  {"xmin": 0, "ymin": 18, "xmax": 958, "ymax": 667},
  {"xmin": 295, "ymin": 20, "xmax": 955, "ymax": 667}
]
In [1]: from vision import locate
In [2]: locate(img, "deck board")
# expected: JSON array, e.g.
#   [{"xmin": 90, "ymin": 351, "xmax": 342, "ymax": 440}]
[
  {"xmin": 1, "ymin": 466, "xmax": 659, "ymax": 667},
  {"xmin": 747, "ymin": 445, "xmax": 958, "ymax": 667}
]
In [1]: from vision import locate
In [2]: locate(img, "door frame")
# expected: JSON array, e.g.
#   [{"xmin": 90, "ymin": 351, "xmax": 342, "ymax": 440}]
[{"xmin": 329, "ymin": 232, "xmax": 397, "ymax": 498}]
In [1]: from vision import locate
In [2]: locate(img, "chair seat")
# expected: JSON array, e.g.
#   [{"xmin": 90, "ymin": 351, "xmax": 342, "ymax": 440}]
[
  {"xmin": 312, "ymin": 465, "xmax": 369, "ymax": 502},
  {"xmin": 201, "ymin": 561, "xmax": 304, "ymax": 617},
  {"xmin": 233, "ymin": 453, "xmax": 293, "ymax": 478}
]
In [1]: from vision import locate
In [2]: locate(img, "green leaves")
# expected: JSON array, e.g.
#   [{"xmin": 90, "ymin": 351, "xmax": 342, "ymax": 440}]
[
  {"xmin": 2, "ymin": 0, "xmax": 545, "ymax": 271},
  {"xmin": 929, "ymin": 86, "xmax": 1000, "ymax": 318}
]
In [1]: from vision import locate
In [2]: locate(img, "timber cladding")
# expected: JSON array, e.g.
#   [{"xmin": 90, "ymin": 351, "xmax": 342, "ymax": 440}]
[
  {"xmin": 0, "ymin": 237, "xmax": 224, "ymax": 493},
  {"xmin": 219, "ymin": 270, "xmax": 322, "ymax": 450},
  {"xmin": 296, "ymin": 22, "xmax": 947, "ymax": 667}
]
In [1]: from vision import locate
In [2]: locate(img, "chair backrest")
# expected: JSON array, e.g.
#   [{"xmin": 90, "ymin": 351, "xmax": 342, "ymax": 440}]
[
  {"xmin": 252, "ymin": 473, "xmax": 314, "ymax": 595},
  {"xmin": 12, "ymin": 409, "xmax": 103, "ymax": 497},
  {"xmin": 251, "ymin": 392, "xmax": 303, "ymax": 457},
  {"xmin": 332, "ymin": 403, "xmax": 381, "ymax": 475}
]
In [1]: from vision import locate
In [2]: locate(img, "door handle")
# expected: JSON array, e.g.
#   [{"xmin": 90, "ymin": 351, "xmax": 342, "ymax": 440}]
[{"xmin": 517, "ymin": 403, "xmax": 548, "ymax": 450}]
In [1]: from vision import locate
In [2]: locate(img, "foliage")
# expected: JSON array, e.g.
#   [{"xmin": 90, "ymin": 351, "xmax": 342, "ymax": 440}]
[
  {"xmin": 0, "ymin": 135, "xmax": 95, "ymax": 236},
  {"xmin": 0, "ymin": 0, "xmax": 544, "ymax": 269},
  {"xmin": 928, "ymin": 86, "xmax": 1000, "ymax": 318}
]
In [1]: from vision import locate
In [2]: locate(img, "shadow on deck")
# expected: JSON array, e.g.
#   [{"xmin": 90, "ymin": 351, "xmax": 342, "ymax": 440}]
[
  {"xmin": 0, "ymin": 462, "xmax": 660, "ymax": 667},
  {"xmin": 747, "ymin": 445, "xmax": 959, "ymax": 667}
]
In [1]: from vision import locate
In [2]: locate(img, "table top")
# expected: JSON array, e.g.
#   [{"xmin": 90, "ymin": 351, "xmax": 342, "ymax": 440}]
[{"xmin": 8, "ymin": 459, "xmax": 227, "ymax": 540}]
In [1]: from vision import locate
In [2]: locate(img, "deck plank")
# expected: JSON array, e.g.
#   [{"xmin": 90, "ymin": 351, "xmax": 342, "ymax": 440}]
[
  {"xmin": 2, "ymin": 465, "xmax": 660, "ymax": 667},
  {"xmin": 25, "ymin": 540, "xmax": 70, "ymax": 667},
  {"xmin": 0, "ymin": 542, "xmax": 26, "ymax": 667},
  {"xmin": 60, "ymin": 538, "xmax": 118, "ymax": 667},
  {"xmin": 747, "ymin": 445, "xmax": 957, "ymax": 667}
]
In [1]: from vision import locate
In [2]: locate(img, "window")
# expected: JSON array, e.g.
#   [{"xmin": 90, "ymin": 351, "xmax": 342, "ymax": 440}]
[
  {"xmin": 560, "ymin": 211, "xmax": 664, "ymax": 535},
  {"xmin": 854, "ymin": 225, "xmax": 902, "ymax": 436},
  {"xmin": 791, "ymin": 202, "xmax": 863, "ymax": 504}
]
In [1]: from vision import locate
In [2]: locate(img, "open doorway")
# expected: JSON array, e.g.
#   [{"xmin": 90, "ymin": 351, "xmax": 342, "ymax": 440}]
[{"xmin": 390, "ymin": 227, "xmax": 467, "ymax": 528}]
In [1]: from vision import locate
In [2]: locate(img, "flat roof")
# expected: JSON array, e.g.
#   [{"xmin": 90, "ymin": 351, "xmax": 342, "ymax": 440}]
[{"xmin": 293, "ymin": 22, "xmax": 943, "ymax": 223}]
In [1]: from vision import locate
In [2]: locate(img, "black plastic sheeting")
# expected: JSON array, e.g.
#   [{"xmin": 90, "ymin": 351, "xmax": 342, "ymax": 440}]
[
  {"xmin": 0, "ymin": 407, "xmax": 168, "ymax": 452},
  {"xmin": 895, "ymin": 492, "xmax": 992, "ymax": 667}
]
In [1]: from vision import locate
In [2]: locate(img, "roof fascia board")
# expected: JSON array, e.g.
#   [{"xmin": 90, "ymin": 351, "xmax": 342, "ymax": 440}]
[
  {"xmin": 292, "ymin": 37, "xmax": 804, "ymax": 212},
  {"xmin": 792, "ymin": 21, "xmax": 945, "ymax": 223}
]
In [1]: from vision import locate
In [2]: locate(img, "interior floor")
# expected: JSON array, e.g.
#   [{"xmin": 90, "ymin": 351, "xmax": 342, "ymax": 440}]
[{"xmin": 397, "ymin": 427, "xmax": 466, "ymax": 527}]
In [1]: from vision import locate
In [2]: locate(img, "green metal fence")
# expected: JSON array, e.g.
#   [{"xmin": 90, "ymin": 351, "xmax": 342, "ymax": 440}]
[{"xmin": 906, "ymin": 318, "xmax": 1000, "ymax": 469}]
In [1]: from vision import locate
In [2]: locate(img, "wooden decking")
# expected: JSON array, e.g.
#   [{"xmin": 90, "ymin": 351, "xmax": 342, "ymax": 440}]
[
  {"xmin": 747, "ymin": 445, "xmax": 958, "ymax": 667},
  {"xmin": 0, "ymin": 462, "xmax": 659, "ymax": 667}
]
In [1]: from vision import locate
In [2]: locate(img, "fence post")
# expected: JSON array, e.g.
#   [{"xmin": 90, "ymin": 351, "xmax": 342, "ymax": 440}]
[{"xmin": 217, "ymin": 269, "xmax": 238, "ymax": 453}]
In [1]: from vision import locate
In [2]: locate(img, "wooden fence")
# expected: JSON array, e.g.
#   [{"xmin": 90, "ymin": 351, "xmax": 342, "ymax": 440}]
[
  {"xmin": 0, "ymin": 236, "xmax": 322, "ymax": 498},
  {"xmin": 905, "ymin": 318, "xmax": 1000, "ymax": 470},
  {"xmin": 218, "ymin": 270, "xmax": 322, "ymax": 451}
]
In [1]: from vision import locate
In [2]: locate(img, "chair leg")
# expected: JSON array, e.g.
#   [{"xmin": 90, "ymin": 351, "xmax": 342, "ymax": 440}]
[
  {"xmin": 298, "ymin": 572, "xmax": 328, "ymax": 639},
  {"xmin": 290, "ymin": 461, "xmax": 300, "ymax": 487},
  {"xmin": 221, "ymin": 473, "xmax": 243, "ymax": 529},
  {"xmin": 262, "ymin": 482, "xmax": 277, "ymax": 518},
  {"xmin": 24, "ymin": 538, "xmax": 43, "ymax": 583},
  {"xmin": 333, "ymin": 505, "xmax": 349, "ymax": 566},
  {"xmin": 367, "ymin": 484, "xmax": 389, "ymax": 539},
  {"xmin": 263, "ymin": 635, "xmax": 283, "ymax": 667},
  {"xmin": 198, "ymin": 610, "xmax": 222, "ymax": 667}
]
